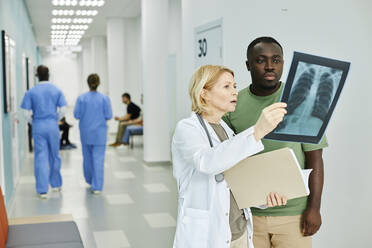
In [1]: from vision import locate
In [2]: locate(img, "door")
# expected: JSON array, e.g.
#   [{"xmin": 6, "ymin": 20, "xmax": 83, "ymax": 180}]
[{"xmin": 8, "ymin": 38, "xmax": 20, "ymax": 187}]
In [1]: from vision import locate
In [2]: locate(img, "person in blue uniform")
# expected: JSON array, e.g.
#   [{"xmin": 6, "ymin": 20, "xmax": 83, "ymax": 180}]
[
  {"xmin": 74, "ymin": 73, "xmax": 113, "ymax": 194},
  {"xmin": 21, "ymin": 65, "xmax": 67, "ymax": 198}
]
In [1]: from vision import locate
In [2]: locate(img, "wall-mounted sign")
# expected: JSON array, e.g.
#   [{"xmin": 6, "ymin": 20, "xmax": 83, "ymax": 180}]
[{"xmin": 194, "ymin": 18, "xmax": 223, "ymax": 68}]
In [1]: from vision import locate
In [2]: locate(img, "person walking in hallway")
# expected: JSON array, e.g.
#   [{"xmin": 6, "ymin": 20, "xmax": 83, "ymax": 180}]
[
  {"xmin": 21, "ymin": 65, "xmax": 67, "ymax": 198},
  {"xmin": 223, "ymin": 37, "xmax": 328, "ymax": 248},
  {"xmin": 74, "ymin": 74, "xmax": 113, "ymax": 194},
  {"xmin": 109, "ymin": 93, "xmax": 141, "ymax": 147}
]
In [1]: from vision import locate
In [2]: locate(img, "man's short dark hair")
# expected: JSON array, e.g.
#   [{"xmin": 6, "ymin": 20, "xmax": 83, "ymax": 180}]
[
  {"xmin": 122, "ymin": 93, "xmax": 131, "ymax": 100},
  {"xmin": 246, "ymin": 36, "xmax": 283, "ymax": 59},
  {"xmin": 36, "ymin": 65, "xmax": 49, "ymax": 81}
]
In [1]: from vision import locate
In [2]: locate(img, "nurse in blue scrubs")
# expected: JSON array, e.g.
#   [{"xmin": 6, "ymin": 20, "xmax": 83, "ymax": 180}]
[
  {"xmin": 21, "ymin": 65, "xmax": 67, "ymax": 198},
  {"xmin": 74, "ymin": 74, "xmax": 112, "ymax": 194}
]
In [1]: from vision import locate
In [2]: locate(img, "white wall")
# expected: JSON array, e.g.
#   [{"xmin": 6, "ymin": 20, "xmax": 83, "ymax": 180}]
[
  {"xmin": 142, "ymin": 0, "xmax": 171, "ymax": 162},
  {"xmin": 106, "ymin": 17, "xmax": 143, "ymax": 134},
  {"xmin": 107, "ymin": 17, "xmax": 126, "ymax": 122},
  {"xmin": 43, "ymin": 53, "xmax": 81, "ymax": 106},
  {"xmin": 124, "ymin": 17, "xmax": 143, "ymax": 107},
  {"xmin": 79, "ymin": 39, "xmax": 92, "ymax": 94},
  {"xmin": 168, "ymin": 0, "xmax": 182, "ymax": 134},
  {"xmin": 180, "ymin": 0, "xmax": 372, "ymax": 247},
  {"xmin": 91, "ymin": 36, "xmax": 109, "ymax": 95}
]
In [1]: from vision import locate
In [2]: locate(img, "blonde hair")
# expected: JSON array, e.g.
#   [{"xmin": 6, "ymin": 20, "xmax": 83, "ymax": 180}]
[{"xmin": 189, "ymin": 65, "xmax": 234, "ymax": 114}]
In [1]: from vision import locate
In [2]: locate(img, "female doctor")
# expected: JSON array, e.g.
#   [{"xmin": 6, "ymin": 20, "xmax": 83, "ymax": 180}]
[
  {"xmin": 74, "ymin": 74, "xmax": 112, "ymax": 194},
  {"xmin": 172, "ymin": 65, "xmax": 287, "ymax": 248}
]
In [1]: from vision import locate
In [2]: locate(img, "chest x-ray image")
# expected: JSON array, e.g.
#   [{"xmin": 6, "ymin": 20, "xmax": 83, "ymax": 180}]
[{"xmin": 265, "ymin": 52, "xmax": 350, "ymax": 144}]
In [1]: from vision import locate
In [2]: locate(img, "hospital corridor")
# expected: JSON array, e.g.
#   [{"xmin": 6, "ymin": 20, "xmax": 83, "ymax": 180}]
[
  {"xmin": 0, "ymin": 0, "xmax": 371, "ymax": 248},
  {"xmin": 10, "ymin": 110, "xmax": 178, "ymax": 247}
]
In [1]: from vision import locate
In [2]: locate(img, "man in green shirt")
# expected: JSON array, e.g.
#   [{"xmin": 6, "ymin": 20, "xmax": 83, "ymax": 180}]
[{"xmin": 223, "ymin": 37, "xmax": 328, "ymax": 248}]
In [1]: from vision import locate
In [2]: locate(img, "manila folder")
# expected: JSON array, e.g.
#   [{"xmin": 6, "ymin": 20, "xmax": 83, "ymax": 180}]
[{"xmin": 224, "ymin": 147, "xmax": 309, "ymax": 208}]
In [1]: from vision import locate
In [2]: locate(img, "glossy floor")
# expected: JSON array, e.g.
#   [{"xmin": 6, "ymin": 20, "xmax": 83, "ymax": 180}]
[{"xmin": 9, "ymin": 135, "xmax": 177, "ymax": 248}]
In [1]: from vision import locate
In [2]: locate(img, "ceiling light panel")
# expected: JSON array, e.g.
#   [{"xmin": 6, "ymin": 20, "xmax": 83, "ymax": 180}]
[
  {"xmin": 75, "ymin": 10, "xmax": 98, "ymax": 16},
  {"xmin": 72, "ymin": 18, "xmax": 93, "ymax": 24},
  {"xmin": 51, "ymin": 30, "xmax": 69, "ymax": 35},
  {"xmin": 68, "ymin": 30, "xmax": 85, "ymax": 35},
  {"xmin": 51, "ymin": 0, "xmax": 102, "ymax": 46},
  {"xmin": 79, "ymin": 0, "xmax": 105, "ymax": 7},
  {"xmin": 51, "ymin": 25, "xmax": 70, "ymax": 30},
  {"xmin": 52, "ymin": 10, "xmax": 74, "ymax": 16},
  {"xmin": 52, "ymin": 18, "xmax": 72, "ymax": 24},
  {"xmin": 70, "ymin": 25, "xmax": 88, "ymax": 30},
  {"xmin": 52, "ymin": 0, "xmax": 78, "ymax": 6}
]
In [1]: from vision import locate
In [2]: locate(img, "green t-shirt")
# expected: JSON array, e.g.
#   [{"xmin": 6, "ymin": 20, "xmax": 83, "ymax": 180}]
[{"xmin": 223, "ymin": 82, "xmax": 328, "ymax": 216}]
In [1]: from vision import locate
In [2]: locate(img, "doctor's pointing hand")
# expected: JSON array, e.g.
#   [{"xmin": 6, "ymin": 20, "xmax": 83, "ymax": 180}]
[{"xmin": 172, "ymin": 65, "xmax": 287, "ymax": 248}]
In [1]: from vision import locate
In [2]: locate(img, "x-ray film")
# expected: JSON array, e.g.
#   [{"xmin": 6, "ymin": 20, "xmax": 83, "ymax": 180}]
[{"xmin": 265, "ymin": 52, "xmax": 350, "ymax": 144}]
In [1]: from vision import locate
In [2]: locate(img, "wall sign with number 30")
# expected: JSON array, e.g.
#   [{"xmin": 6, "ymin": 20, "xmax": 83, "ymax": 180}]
[{"xmin": 198, "ymin": 38, "xmax": 207, "ymax": 57}]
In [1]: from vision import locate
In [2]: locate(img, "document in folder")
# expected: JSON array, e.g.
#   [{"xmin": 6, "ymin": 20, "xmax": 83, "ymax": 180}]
[{"xmin": 224, "ymin": 147, "xmax": 310, "ymax": 208}]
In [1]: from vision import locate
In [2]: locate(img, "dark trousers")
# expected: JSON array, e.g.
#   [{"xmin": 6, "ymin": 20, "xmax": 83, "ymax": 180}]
[
  {"xmin": 28, "ymin": 123, "xmax": 33, "ymax": 152},
  {"xmin": 59, "ymin": 122, "xmax": 71, "ymax": 145}
]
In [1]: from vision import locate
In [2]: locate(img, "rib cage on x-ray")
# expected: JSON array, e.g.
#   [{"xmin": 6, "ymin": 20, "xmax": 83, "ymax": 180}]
[
  {"xmin": 276, "ymin": 62, "xmax": 342, "ymax": 136},
  {"xmin": 286, "ymin": 68, "xmax": 315, "ymax": 116},
  {"xmin": 312, "ymin": 72, "xmax": 335, "ymax": 120}
]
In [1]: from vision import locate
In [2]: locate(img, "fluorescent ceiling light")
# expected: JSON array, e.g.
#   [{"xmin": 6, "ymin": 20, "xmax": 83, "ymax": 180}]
[
  {"xmin": 52, "ymin": 18, "xmax": 72, "ymax": 24},
  {"xmin": 51, "ymin": 25, "xmax": 70, "ymax": 30},
  {"xmin": 78, "ymin": 0, "xmax": 104, "ymax": 7},
  {"xmin": 72, "ymin": 18, "xmax": 92, "ymax": 24},
  {"xmin": 52, "ymin": 9, "xmax": 74, "ymax": 16},
  {"xmin": 70, "ymin": 25, "xmax": 88, "ymax": 30},
  {"xmin": 51, "ymin": 30, "xmax": 69, "ymax": 35},
  {"xmin": 53, "ymin": 0, "xmax": 77, "ymax": 6}
]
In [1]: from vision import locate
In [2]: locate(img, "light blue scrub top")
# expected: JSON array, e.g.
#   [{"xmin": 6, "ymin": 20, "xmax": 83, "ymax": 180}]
[
  {"xmin": 74, "ymin": 91, "xmax": 112, "ymax": 145},
  {"xmin": 21, "ymin": 82, "xmax": 67, "ymax": 123}
]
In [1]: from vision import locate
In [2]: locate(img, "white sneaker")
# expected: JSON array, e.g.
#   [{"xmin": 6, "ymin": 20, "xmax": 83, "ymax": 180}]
[
  {"xmin": 91, "ymin": 190, "xmax": 101, "ymax": 195},
  {"xmin": 52, "ymin": 187, "xmax": 62, "ymax": 192},
  {"xmin": 38, "ymin": 193, "xmax": 47, "ymax": 199}
]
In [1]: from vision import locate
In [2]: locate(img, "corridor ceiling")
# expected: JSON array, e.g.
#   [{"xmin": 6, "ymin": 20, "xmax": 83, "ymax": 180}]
[{"xmin": 25, "ymin": 0, "xmax": 141, "ymax": 47}]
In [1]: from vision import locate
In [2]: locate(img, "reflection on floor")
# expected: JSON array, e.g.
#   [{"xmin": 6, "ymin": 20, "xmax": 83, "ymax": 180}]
[{"xmin": 9, "ymin": 136, "xmax": 177, "ymax": 248}]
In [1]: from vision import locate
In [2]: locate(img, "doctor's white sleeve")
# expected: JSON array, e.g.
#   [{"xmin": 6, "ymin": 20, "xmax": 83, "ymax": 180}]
[
  {"xmin": 172, "ymin": 120, "xmax": 264, "ymax": 175},
  {"xmin": 24, "ymin": 110, "xmax": 33, "ymax": 124},
  {"xmin": 58, "ymin": 106, "xmax": 66, "ymax": 120}
]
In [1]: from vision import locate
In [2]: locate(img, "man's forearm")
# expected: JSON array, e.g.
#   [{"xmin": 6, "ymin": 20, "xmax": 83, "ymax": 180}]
[
  {"xmin": 305, "ymin": 149, "xmax": 324, "ymax": 210},
  {"xmin": 120, "ymin": 114, "xmax": 132, "ymax": 121}
]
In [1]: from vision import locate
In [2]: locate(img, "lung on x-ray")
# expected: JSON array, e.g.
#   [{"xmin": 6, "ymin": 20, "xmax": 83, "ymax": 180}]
[{"xmin": 265, "ymin": 52, "xmax": 350, "ymax": 144}]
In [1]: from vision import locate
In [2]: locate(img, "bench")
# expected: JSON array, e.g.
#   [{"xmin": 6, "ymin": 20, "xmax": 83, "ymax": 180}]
[
  {"xmin": 0, "ymin": 188, "xmax": 84, "ymax": 248},
  {"xmin": 129, "ymin": 131, "xmax": 143, "ymax": 149},
  {"xmin": 122, "ymin": 125, "xmax": 143, "ymax": 149}
]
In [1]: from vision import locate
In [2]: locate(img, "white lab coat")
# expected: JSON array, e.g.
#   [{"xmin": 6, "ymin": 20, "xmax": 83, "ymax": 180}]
[{"xmin": 172, "ymin": 112, "xmax": 264, "ymax": 248}]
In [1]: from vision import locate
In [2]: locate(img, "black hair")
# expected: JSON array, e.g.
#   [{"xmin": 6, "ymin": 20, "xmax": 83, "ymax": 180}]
[
  {"xmin": 87, "ymin": 73, "xmax": 100, "ymax": 90},
  {"xmin": 122, "ymin": 93, "xmax": 131, "ymax": 100},
  {"xmin": 246, "ymin": 36, "xmax": 283, "ymax": 59},
  {"xmin": 36, "ymin": 65, "xmax": 49, "ymax": 81}
]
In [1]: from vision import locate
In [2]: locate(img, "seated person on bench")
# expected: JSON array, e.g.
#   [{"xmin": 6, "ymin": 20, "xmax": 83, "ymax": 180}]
[
  {"xmin": 110, "ymin": 93, "xmax": 141, "ymax": 147},
  {"xmin": 122, "ymin": 116, "xmax": 143, "ymax": 145},
  {"xmin": 59, "ymin": 117, "xmax": 77, "ymax": 150}
]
